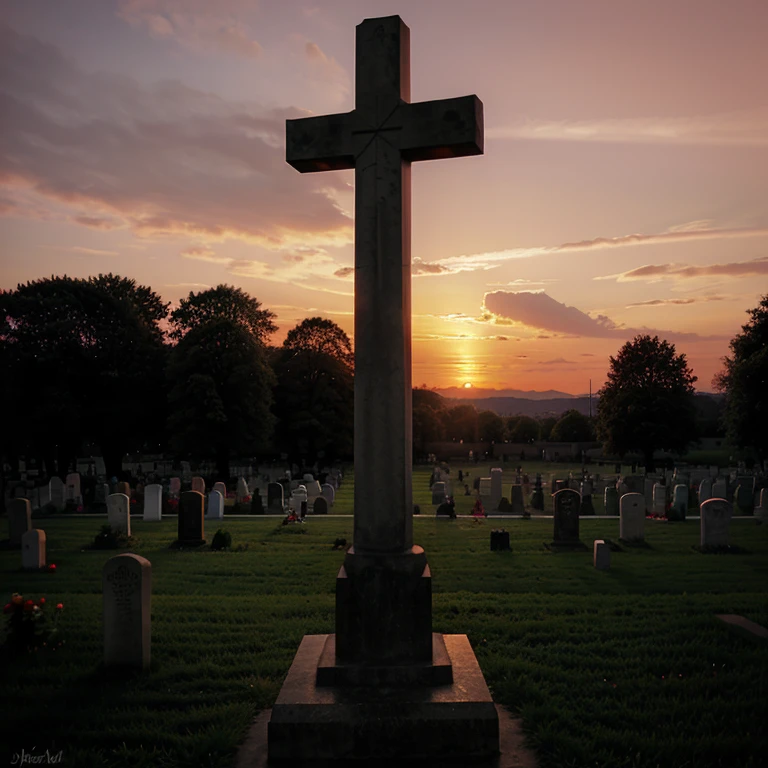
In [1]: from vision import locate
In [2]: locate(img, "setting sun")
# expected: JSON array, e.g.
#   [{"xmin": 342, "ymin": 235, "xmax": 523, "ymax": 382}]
[{"xmin": 463, "ymin": 382, "xmax": 472, "ymax": 389}]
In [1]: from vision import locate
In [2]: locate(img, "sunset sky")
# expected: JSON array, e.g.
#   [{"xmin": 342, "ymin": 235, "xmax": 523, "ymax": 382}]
[{"xmin": 2, "ymin": 0, "xmax": 767, "ymax": 394}]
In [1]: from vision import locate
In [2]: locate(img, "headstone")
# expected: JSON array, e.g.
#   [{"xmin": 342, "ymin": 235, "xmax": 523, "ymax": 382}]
[
  {"xmin": 709, "ymin": 465, "xmax": 718, "ymax": 478},
  {"xmin": 552, "ymin": 488, "xmax": 581, "ymax": 545},
  {"xmin": 478, "ymin": 478, "xmax": 492, "ymax": 498},
  {"xmin": 272, "ymin": 15, "xmax": 494, "ymax": 764},
  {"xmin": 734, "ymin": 484, "xmax": 753, "ymax": 515},
  {"xmin": 7, "ymin": 498, "xmax": 32, "ymax": 546},
  {"xmin": 170, "ymin": 477, "xmax": 181, "ymax": 497},
  {"xmin": 178, "ymin": 491, "xmax": 205, "ymax": 545},
  {"xmin": 670, "ymin": 484, "xmax": 688, "ymax": 521},
  {"xmin": 489, "ymin": 468, "xmax": 502, "ymax": 509},
  {"xmin": 755, "ymin": 488, "xmax": 767, "ymax": 519},
  {"xmin": 305, "ymin": 480, "xmax": 323, "ymax": 499},
  {"xmin": 712, "ymin": 479, "xmax": 727, "ymax": 499},
  {"xmin": 65, "ymin": 472, "xmax": 81, "ymax": 503},
  {"xmin": 431, "ymin": 481, "xmax": 446, "ymax": 505},
  {"xmin": 207, "ymin": 490, "xmax": 224, "ymax": 520},
  {"xmin": 643, "ymin": 478, "xmax": 654, "ymax": 512},
  {"xmin": 490, "ymin": 529, "xmax": 510, "ymax": 551},
  {"xmin": 181, "ymin": 461, "xmax": 192, "ymax": 482},
  {"xmin": 593, "ymin": 539, "xmax": 610, "ymax": 570},
  {"xmin": 191, "ymin": 476, "xmax": 205, "ymax": 494},
  {"xmin": 115, "ymin": 481, "xmax": 131, "ymax": 497},
  {"xmin": 313, "ymin": 496, "xmax": 329, "ymax": 515},
  {"xmin": 510, "ymin": 484, "xmax": 524, "ymax": 515},
  {"xmin": 321, "ymin": 483, "xmax": 335, "ymax": 506},
  {"xmin": 619, "ymin": 493, "xmax": 645, "ymax": 542},
  {"xmin": 107, "ymin": 493, "xmax": 131, "ymax": 535},
  {"xmin": 103, "ymin": 553, "xmax": 151, "ymax": 670},
  {"xmin": 579, "ymin": 483, "xmax": 595, "ymax": 516},
  {"xmin": 604, "ymin": 487, "xmax": 619, "ymax": 516},
  {"xmin": 267, "ymin": 482, "xmax": 284, "ymax": 513},
  {"xmin": 292, "ymin": 486, "xmax": 308, "ymax": 509},
  {"xmin": 303, "ymin": 473, "xmax": 315, "ymax": 483},
  {"xmin": 652, "ymin": 484, "xmax": 666, "ymax": 516},
  {"xmin": 95, "ymin": 483, "xmax": 110, "ymax": 505},
  {"xmin": 213, "ymin": 481, "xmax": 227, "ymax": 499},
  {"xmin": 143, "ymin": 484, "xmax": 162, "ymax": 522},
  {"xmin": 236, "ymin": 477, "xmax": 249, "ymax": 502},
  {"xmin": 530, "ymin": 475, "xmax": 544, "ymax": 511},
  {"xmin": 22, "ymin": 528, "xmax": 46, "ymax": 570},
  {"xmin": 49, "ymin": 476, "xmax": 65, "ymax": 511},
  {"xmin": 700, "ymin": 498, "xmax": 732, "ymax": 548},
  {"xmin": 698, "ymin": 477, "xmax": 712, "ymax": 505}
]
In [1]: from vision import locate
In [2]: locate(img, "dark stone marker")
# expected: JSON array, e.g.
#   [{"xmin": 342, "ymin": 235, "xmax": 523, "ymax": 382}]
[
  {"xmin": 490, "ymin": 529, "xmax": 510, "ymax": 551},
  {"xmin": 312, "ymin": 497, "xmax": 327, "ymax": 515},
  {"xmin": 178, "ymin": 491, "xmax": 204, "ymax": 545},
  {"xmin": 267, "ymin": 482, "xmax": 284, "ymax": 513},
  {"xmin": 7, "ymin": 498, "xmax": 32, "ymax": 547},
  {"xmin": 552, "ymin": 488, "xmax": 582, "ymax": 547}
]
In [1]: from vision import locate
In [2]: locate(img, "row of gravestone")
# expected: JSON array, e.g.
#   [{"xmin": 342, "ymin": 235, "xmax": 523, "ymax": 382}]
[{"xmin": 550, "ymin": 489, "xmax": 749, "ymax": 548}]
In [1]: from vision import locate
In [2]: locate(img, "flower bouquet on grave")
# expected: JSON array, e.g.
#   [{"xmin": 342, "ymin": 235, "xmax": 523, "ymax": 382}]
[{"xmin": 2, "ymin": 594, "xmax": 65, "ymax": 655}]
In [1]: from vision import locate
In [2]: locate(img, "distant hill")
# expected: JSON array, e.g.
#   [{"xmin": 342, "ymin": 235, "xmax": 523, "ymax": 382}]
[
  {"xmin": 435, "ymin": 387, "xmax": 576, "ymax": 401},
  {"xmin": 434, "ymin": 391, "xmax": 724, "ymax": 419}
]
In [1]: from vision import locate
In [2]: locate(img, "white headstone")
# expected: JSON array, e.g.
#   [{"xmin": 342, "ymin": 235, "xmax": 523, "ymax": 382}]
[
  {"xmin": 65, "ymin": 472, "xmax": 81, "ymax": 503},
  {"xmin": 619, "ymin": 493, "xmax": 645, "ymax": 541},
  {"xmin": 103, "ymin": 553, "xmax": 151, "ymax": 670},
  {"xmin": 143, "ymin": 484, "xmax": 163, "ymax": 522},
  {"xmin": 671, "ymin": 484, "xmax": 688, "ymax": 518},
  {"xmin": 490, "ymin": 468, "xmax": 503, "ymax": 509},
  {"xmin": 593, "ymin": 539, "xmax": 610, "ymax": 570},
  {"xmin": 22, "ymin": 529, "xmax": 46, "ymax": 570},
  {"xmin": 305, "ymin": 480, "xmax": 323, "ymax": 499},
  {"xmin": 107, "ymin": 493, "xmax": 131, "ymax": 535},
  {"xmin": 698, "ymin": 478, "xmax": 712, "ymax": 505},
  {"xmin": 49, "ymin": 477, "xmax": 65, "ymax": 511},
  {"xmin": 321, "ymin": 483, "xmax": 335, "ymax": 506},
  {"xmin": 700, "ymin": 498, "xmax": 732, "ymax": 548},
  {"xmin": 236, "ymin": 477, "xmax": 249, "ymax": 503},
  {"xmin": 652, "ymin": 484, "xmax": 666, "ymax": 516},
  {"xmin": 207, "ymin": 490, "xmax": 224, "ymax": 520},
  {"xmin": 431, "ymin": 481, "xmax": 446, "ymax": 505}
]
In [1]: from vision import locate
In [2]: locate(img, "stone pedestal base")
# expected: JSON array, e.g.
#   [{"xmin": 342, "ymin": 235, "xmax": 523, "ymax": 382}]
[{"xmin": 267, "ymin": 634, "xmax": 499, "ymax": 763}]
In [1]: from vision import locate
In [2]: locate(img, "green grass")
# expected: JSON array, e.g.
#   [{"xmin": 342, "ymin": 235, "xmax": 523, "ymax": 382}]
[{"xmin": 2, "ymin": 511, "xmax": 767, "ymax": 768}]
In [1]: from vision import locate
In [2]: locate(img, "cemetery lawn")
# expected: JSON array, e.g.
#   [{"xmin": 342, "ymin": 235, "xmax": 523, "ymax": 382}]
[{"xmin": 2, "ymin": 515, "xmax": 767, "ymax": 768}]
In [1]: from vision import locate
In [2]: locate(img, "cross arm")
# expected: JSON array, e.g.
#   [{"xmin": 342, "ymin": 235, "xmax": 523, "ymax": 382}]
[
  {"xmin": 286, "ymin": 112, "xmax": 356, "ymax": 173},
  {"xmin": 397, "ymin": 95, "xmax": 484, "ymax": 162}
]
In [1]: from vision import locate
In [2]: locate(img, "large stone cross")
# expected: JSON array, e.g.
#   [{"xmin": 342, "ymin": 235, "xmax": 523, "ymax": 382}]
[
  {"xmin": 287, "ymin": 15, "xmax": 483, "ymax": 670},
  {"xmin": 287, "ymin": 15, "xmax": 483, "ymax": 556}
]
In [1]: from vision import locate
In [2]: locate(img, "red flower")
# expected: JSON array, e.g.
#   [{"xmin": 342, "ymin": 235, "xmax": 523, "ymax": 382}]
[
  {"xmin": 56, "ymin": 603, "xmax": 64, "ymax": 611},
  {"xmin": 130, "ymin": 498, "xmax": 137, "ymax": 504},
  {"xmin": 77, "ymin": 505, "xmax": 84, "ymax": 512},
  {"xmin": 24, "ymin": 600, "xmax": 35, "ymax": 612},
  {"xmin": 39, "ymin": 597, "xmax": 46, "ymax": 606},
  {"xmin": 48, "ymin": 563, "xmax": 57, "ymax": 572},
  {"xmin": 3, "ymin": 603, "xmax": 12, "ymax": 614}
]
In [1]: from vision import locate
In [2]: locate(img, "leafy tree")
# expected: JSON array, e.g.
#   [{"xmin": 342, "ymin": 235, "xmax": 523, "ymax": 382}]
[
  {"xmin": 167, "ymin": 318, "xmax": 275, "ymax": 478},
  {"xmin": 0, "ymin": 276, "xmax": 169, "ymax": 478},
  {"xmin": 596, "ymin": 335, "xmax": 698, "ymax": 471},
  {"xmin": 538, "ymin": 415, "xmax": 559, "ymax": 441},
  {"xmin": 444, "ymin": 403, "xmax": 478, "ymax": 442},
  {"xmin": 477, "ymin": 410, "xmax": 504, "ymax": 443},
  {"xmin": 413, "ymin": 388, "xmax": 446, "ymax": 454},
  {"xmin": 506, "ymin": 415, "xmax": 539, "ymax": 443},
  {"xmin": 271, "ymin": 318, "xmax": 353, "ymax": 464},
  {"xmin": 89, "ymin": 273, "xmax": 169, "ymax": 337},
  {"xmin": 713, "ymin": 295, "xmax": 768, "ymax": 461},
  {"xmin": 550, "ymin": 409, "xmax": 594, "ymax": 442},
  {"xmin": 283, "ymin": 316, "xmax": 353, "ymax": 370},
  {"xmin": 169, "ymin": 285, "xmax": 277, "ymax": 344}
]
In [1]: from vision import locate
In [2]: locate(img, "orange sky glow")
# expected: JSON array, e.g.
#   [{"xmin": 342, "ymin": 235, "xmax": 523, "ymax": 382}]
[{"xmin": 2, "ymin": 0, "xmax": 767, "ymax": 394}]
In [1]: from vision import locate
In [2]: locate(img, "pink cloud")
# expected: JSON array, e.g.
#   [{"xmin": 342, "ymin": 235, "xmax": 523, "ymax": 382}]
[
  {"xmin": 482, "ymin": 290, "xmax": 725, "ymax": 342},
  {"xmin": 0, "ymin": 24, "xmax": 352, "ymax": 251},
  {"xmin": 599, "ymin": 256, "xmax": 768, "ymax": 282}
]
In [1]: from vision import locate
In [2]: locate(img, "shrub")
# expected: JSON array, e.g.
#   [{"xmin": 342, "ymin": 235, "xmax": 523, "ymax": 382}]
[
  {"xmin": 2, "ymin": 594, "xmax": 64, "ymax": 655},
  {"xmin": 211, "ymin": 529, "xmax": 232, "ymax": 551}
]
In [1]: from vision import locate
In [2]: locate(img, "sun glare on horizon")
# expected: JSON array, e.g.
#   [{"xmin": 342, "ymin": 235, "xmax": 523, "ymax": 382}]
[{"xmin": 463, "ymin": 382, "xmax": 472, "ymax": 389}]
